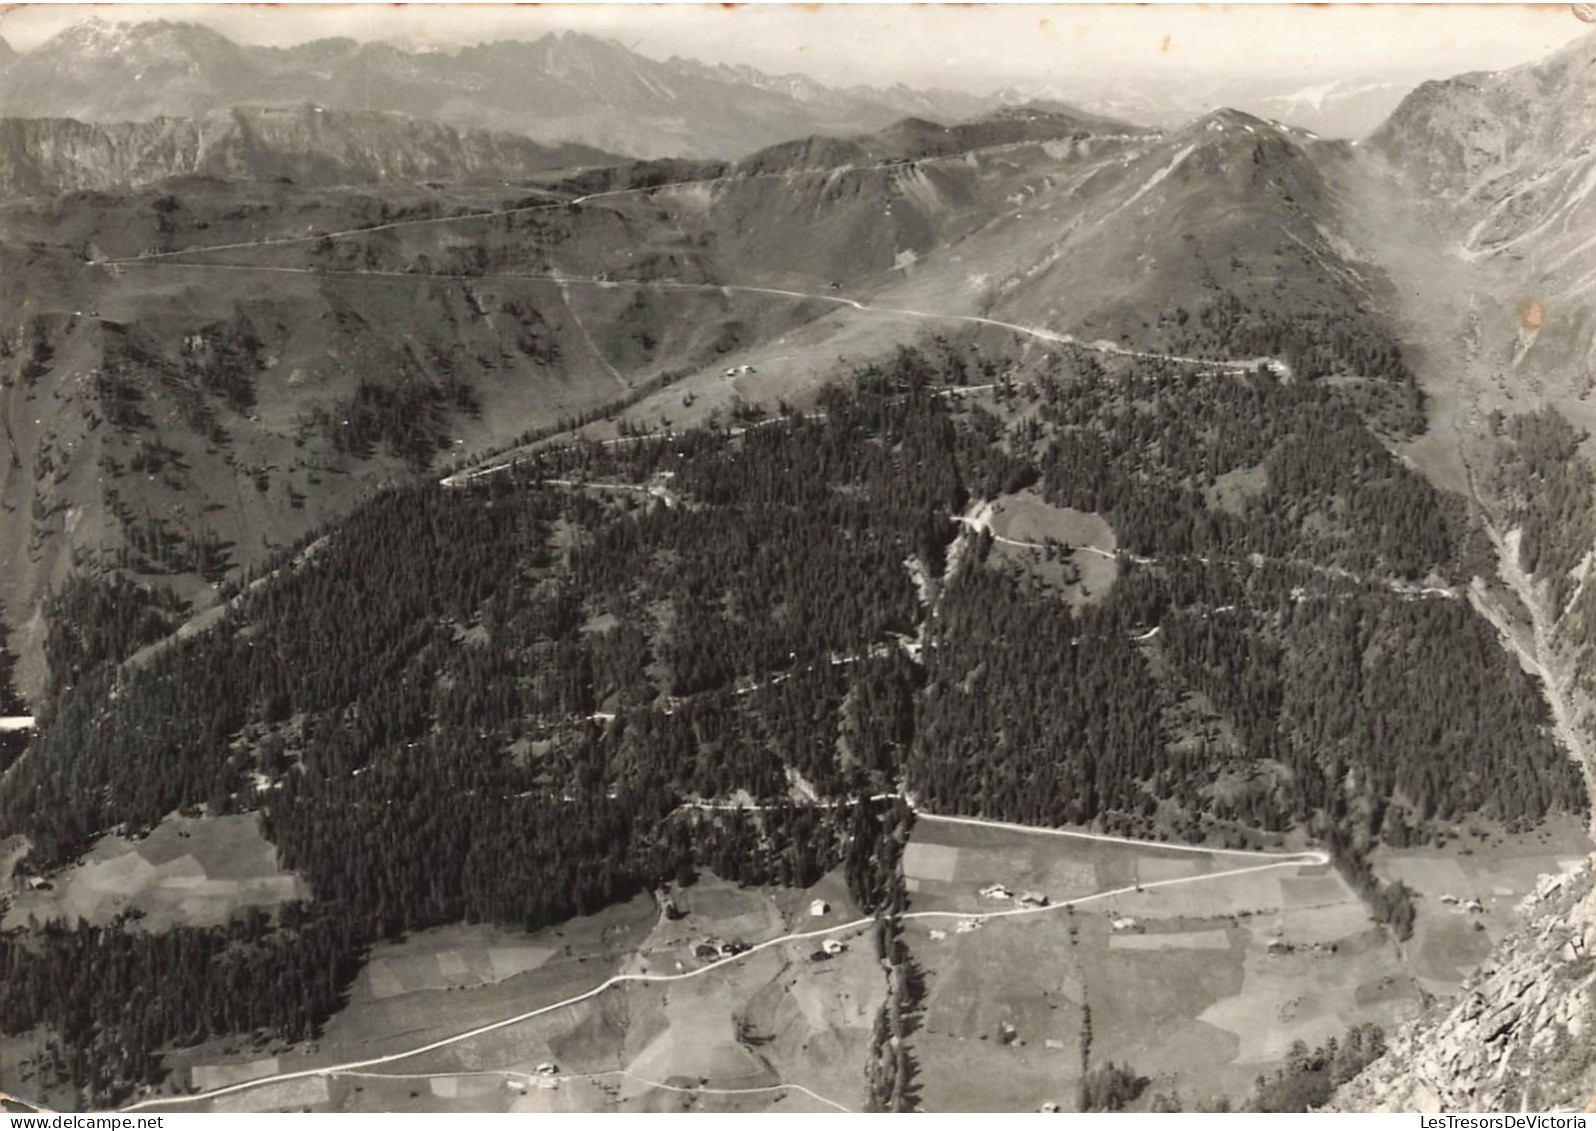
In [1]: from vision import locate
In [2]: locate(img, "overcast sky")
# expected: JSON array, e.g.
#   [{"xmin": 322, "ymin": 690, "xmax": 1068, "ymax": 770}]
[{"xmin": 1, "ymin": 3, "xmax": 1591, "ymax": 93}]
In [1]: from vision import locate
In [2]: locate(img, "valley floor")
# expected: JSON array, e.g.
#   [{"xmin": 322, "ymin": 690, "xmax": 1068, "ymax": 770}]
[
  {"xmin": 88, "ymin": 805, "xmax": 1583, "ymax": 1114},
  {"xmin": 113, "ymin": 808, "xmax": 1314, "ymax": 1114}
]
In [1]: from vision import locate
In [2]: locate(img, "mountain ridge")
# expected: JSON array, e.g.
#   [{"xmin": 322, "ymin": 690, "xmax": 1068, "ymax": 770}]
[{"xmin": 0, "ymin": 105, "xmax": 621, "ymax": 197}]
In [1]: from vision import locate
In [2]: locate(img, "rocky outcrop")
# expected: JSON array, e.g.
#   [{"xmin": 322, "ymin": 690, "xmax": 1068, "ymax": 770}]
[
  {"xmin": 1331, "ymin": 860, "xmax": 1596, "ymax": 1112},
  {"xmin": 1369, "ymin": 30, "xmax": 1596, "ymax": 208}
]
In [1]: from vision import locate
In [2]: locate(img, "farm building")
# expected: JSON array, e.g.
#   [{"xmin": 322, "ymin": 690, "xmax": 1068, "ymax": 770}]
[
  {"xmin": 979, "ymin": 883, "xmax": 1012, "ymax": 899},
  {"xmin": 822, "ymin": 938, "xmax": 847, "ymax": 956},
  {"xmin": 810, "ymin": 898, "xmax": 830, "ymax": 917},
  {"xmin": 1017, "ymin": 890, "xmax": 1050, "ymax": 907},
  {"xmin": 1109, "ymin": 916, "xmax": 1141, "ymax": 932}
]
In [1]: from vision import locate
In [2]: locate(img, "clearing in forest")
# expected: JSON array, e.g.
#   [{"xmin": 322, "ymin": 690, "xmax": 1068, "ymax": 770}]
[
  {"xmin": 979, "ymin": 491, "xmax": 1120, "ymax": 608},
  {"xmin": 2, "ymin": 813, "xmax": 308, "ymax": 932}
]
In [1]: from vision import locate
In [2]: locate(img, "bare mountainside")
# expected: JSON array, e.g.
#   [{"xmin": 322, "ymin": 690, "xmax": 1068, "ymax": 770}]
[
  {"xmin": 0, "ymin": 101, "xmax": 1419, "ymax": 699},
  {"xmin": 1356, "ymin": 29, "xmax": 1596, "ymax": 442}
]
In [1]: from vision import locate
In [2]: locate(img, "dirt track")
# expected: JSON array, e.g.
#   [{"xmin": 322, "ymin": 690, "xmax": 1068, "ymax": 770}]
[{"xmin": 122, "ymin": 803, "xmax": 1324, "ymax": 1114}]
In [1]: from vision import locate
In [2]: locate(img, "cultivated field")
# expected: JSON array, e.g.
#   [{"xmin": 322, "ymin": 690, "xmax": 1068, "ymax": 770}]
[
  {"xmin": 2, "ymin": 813, "xmax": 308, "ymax": 931},
  {"xmin": 139, "ymin": 869, "xmax": 881, "ymax": 1114},
  {"xmin": 358, "ymin": 923, "xmax": 558, "ymax": 1001},
  {"xmin": 114, "ymin": 815, "xmax": 1589, "ymax": 1114},
  {"xmin": 903, "ymin": 817, "xmax": 1420, "ymax": 1111},
  {"xmin": 902, "ymin": 814, "xmax": 1266, "ymax": 914}
]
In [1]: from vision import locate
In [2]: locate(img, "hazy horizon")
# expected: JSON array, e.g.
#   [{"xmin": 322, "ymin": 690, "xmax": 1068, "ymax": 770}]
[{"xmin": 1, "ymin": 4, "xmax": 1591, "ymax": 99}]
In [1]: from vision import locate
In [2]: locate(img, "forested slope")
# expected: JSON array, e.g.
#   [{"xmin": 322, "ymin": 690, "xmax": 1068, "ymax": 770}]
[{"xmin": 0, "ymin": 344, "xmax": 1582, "ymax": 1106}]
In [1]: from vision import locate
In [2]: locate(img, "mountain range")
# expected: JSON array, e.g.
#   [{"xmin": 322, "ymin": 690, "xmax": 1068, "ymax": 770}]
[
  {"xmin": 0, "ymin": 19, "xmax": 998, "ymax": 160},
  {"xmin": 0, "ymin": 17, "xmax": 1453, "ymax": 159},
  {"xmin": 0, "ymin": 106, "xmax": 619, "ymax": 196}
]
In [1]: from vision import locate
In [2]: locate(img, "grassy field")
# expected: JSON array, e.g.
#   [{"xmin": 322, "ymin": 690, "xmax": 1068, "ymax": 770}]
[
  {"xmin": 986, "ymin": 491, "xmax": 1116, "ymax": 554},
  {"xmin": 2, "ymin": 813, "xmax": 308, "ymax": 931},
  {"xmin": 0, "ymin": 834, "xmax": 28, "ymax": 889},
  {"xmin": 142, "ymin": 869, "xmax": 881, "ymax": 1114},
  {"xmin": 1202, "ymin": 465, "xmax": 1269, "ymax": 516},
  {"xmin": 0, "ymin": 1030, "xmax": 51, "ymax": 1110},
  {"xmin": 357, "ymin": 922, "xmax": 559, "ymax": 1001},
  {"xmin": 137, "ymin": 893, "xmax": 660, "ymax": 1110},
  {"xmin": 982, "ymin": 490, "xmax": 1120, "ymax": 609},
  {"xmin": 105, "ymin": 814, "xmax": 1589, "ymax": 1113},
  {"xmin": 903, "ymin": 818, "xmax": 1421, "ymax": 1111},
  {"xmin": 902, "ymin": 814, "xmax": 1257, "ymax": 914},
  {"xmin": 1373, "ymin": 815, "xmax": 1591, "ymax": 995}
]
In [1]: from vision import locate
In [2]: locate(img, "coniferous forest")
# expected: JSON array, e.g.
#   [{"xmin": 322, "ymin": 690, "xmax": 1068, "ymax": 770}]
[
  {"xmin": 0, "ymin": 618, "xmax": 28, "ymax": 775},
  {"xmin": 0, "ymin": 343, "xmax": 1584, "ymax": 1105}
]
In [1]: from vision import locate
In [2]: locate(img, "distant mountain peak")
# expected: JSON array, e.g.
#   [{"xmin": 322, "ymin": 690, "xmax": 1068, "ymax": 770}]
[
  {"xmin": 44, "ymin": 16, "xmax": 232, "ymax": 51},
  {"xmin": 45, "ymin": 14, "xmax": 126, "ymax": 50},
  {"xmin": 1190, "ymin": 106, "xmax": 1275, "ymax": 131}
]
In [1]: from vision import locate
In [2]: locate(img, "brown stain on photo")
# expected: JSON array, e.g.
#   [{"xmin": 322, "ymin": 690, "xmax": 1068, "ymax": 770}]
[{"xmin": 1516, "ymin": 297, "xmax": 1548, "ymax": 333}]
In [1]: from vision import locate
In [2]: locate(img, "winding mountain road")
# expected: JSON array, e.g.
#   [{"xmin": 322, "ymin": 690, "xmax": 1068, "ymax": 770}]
[
  {"xmin": 952, "ymin": 503, "xmax": 1458, "ymax": 600},
  {"xmin": 101, "ymin": 135, "xmax": 1139, "ymax": 267},
  {"xmin": 110, "ymin": 258, "xmax": 1277, "ymax": 383}
]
